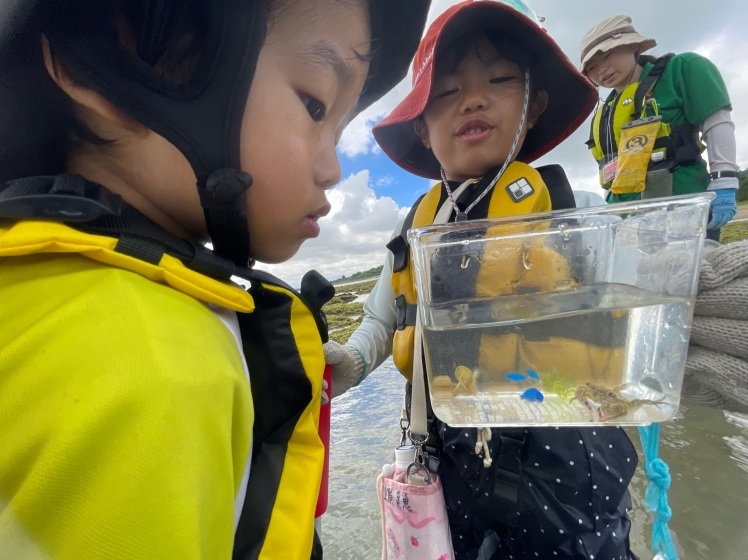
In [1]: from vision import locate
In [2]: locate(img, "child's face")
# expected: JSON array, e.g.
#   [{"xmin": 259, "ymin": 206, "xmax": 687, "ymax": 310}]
[
  {"xmin": 584, "ymin": 45, "xmax": 638, "ymax": 91},
  {"xmin": 416, "ymin": 35, "xmax": 545, "ymax": 183},
  {"xmin": 239, "ymin": 0, "xmax": 371, "ymax": 263}
]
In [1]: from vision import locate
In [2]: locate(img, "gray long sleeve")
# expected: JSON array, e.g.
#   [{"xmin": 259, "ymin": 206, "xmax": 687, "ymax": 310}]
[
  {"xmin": 701, "ymin": 108, "xmax": 740, "ymax": 179},
  {"xmin": 345, "ymin": 220, "xmax": 403, "ymax": 376}
]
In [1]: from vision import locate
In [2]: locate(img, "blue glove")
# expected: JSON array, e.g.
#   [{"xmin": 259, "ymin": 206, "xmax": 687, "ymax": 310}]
[{"xmin": 707, "ymin": 188, "xmax": 737, "ymax": 229}]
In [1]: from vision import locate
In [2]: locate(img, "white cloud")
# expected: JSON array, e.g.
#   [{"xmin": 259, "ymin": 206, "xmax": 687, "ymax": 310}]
[
  {"xmin": 337, "ymin": 101, "xmax": 387, "ymax": 158},
  {"xmin": 258, "ymin": 170, "xmax": 410, "ymax": 286},
  {"xmin": 692, "ymin": 20, "xmax": 748, "ymax": 169},
  {"xmin": 376, "ymin": 175, "xmax": 396, "ymax": 187}
]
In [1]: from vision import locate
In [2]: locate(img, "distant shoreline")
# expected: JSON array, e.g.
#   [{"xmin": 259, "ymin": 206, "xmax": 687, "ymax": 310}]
[{"xmin": 331, "ymin": 276, "xmax": 380, "ymax": 288}]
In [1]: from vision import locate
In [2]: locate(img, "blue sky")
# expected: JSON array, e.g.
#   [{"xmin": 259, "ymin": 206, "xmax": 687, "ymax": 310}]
[
  {"xmin": 339, "ymin": 148, "xmax": 428, "ymax": 210},
  {"xmin": 263, "ymin": 0, "xmax": 748, "ymax": 286}
]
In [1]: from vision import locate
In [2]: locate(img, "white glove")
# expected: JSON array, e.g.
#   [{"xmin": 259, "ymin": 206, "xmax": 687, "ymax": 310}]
[{"xmin": 323, "ymin": 340, "xmax": 365, "ymax": 402}]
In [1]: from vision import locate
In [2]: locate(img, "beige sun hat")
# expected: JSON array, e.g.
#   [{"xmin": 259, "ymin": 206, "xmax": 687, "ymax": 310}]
[{"xmin": 579, "ymin": 15, "xmax": 657, "ymax": 73}]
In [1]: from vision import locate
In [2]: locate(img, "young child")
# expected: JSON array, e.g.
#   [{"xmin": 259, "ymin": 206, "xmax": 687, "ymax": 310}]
[
  {"xmin": 580, "ymin": 14, "xmax": 739, "ymax": 241},
  {"xmin": 325, "ymin": 1, "xmax": 640, "ymax": 559},
  {"xmin": 0, "ymin": 1, "xmax": 429, "ymax": 558}
]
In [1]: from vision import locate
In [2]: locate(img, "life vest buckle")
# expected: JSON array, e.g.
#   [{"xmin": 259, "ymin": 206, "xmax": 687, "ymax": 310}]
[
  {"xmin": 0, "ymin": 174, "xmax": 122, "ymax": 222},
  {"xmin": 395, "ymin": 295, "xmax": 418, "ymax": 330},
  {"xmin": 387, "ymin": 234, "xmax": 409, "ymax": 273}
]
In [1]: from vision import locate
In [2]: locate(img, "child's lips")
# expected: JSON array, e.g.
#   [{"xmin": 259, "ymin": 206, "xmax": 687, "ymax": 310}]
[
  {"xmin": 456, "ymin": 119, "xmax": 493, "ymax": 140},
  {"xmin": 304, "ymin": 203, "xmax": 331, "ymax": 238}
]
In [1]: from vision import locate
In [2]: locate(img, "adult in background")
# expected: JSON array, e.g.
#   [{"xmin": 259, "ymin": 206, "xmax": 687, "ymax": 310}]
[{"xmin": 579, "ymin": 14, "xmax": 738, "ymax": 241}]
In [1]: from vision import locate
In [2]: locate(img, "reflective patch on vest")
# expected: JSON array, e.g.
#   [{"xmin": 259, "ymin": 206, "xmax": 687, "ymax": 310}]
[
  {"xmin": 621, "ymin": 97, "xmax": 633, "ymax": 106},
  {"xmin": 505, "ymin": 177, "xmax": 535, "ymax": 203}
]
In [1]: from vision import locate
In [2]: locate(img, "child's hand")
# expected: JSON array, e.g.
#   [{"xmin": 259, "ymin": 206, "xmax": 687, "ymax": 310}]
[{"xmin": 323, "ymin": 341, "xmax": 365, "ymax": 402}]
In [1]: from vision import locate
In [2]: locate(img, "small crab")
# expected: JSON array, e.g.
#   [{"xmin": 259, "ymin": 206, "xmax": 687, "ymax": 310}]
[
  {"xmin": 453, "ymin": 365, "xmax": 477, "ymax": 395},
  {"xmin": 571, "ymin": 383, "xmax": 664, "ymax": 421},
  {"xmin": 431, "ymin": 366, "xmax": 477, "ymax": 396}
]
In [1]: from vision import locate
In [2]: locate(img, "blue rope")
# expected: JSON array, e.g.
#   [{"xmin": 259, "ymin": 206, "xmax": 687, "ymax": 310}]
[{"xmin": 637, "ymin": 423, "xmax": 679, "ymax": 560}]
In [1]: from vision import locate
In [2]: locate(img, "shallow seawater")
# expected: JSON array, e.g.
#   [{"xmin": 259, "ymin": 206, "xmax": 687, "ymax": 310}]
[{"xmin": 320, "ymin": 359, "xmax": 748, "ymax": 559}]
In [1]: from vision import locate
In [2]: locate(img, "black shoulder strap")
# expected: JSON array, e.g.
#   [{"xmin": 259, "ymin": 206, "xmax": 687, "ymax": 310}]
[
  {"xmin": 585, "ymin": 110, "xmax": 596, "ymax": 150},
  {"xmin": 535, "ymin": 164, "xmax": 577, "ymax": 210},
  {"xmin": 387, "ymin": 192, "xmax": 427, "ymax": 273},
  {"xmin": 634, "ymin": 53, "xmax": 675, "ymax": 115}
]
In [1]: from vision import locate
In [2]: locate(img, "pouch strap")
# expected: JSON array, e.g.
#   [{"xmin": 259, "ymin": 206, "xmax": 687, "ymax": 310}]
[
  {"xmin": 408, "ymin": 182, "xmax": 474, "ymax": 441},
  {"xmin": 410, "ymin": 312, "xmax": 429, "ymax": 439}
]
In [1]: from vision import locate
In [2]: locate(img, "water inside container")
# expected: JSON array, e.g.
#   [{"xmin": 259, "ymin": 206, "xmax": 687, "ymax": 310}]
[{"xmin": 422, "ymin": 283, "xmax": 692, "ymax": 426}]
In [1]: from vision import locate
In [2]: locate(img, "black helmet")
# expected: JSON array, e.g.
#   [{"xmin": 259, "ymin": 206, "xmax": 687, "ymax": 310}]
[{"xmin": 0, "ymin": 0, "xmax": 431, "ymax": 265}]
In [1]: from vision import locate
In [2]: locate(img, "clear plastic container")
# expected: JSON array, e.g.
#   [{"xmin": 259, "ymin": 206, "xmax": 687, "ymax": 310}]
[{"xmin": 408, "ymin": 194, "xmax": 713, "ymax": 426}]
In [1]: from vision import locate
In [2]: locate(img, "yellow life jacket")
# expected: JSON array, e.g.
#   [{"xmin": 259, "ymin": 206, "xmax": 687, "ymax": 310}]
[
  {"xmin": 388, "ymin": 162, "xmax": 626, "ymax": 384},
  {"xmin": 389, "ymin": 162, "xmax": 552, "ymax": 381},
  {"xmin": 0, "ymin": 178, "xmax": 328, "ymax": 560},
  {"xmin": 586, "ymin": 54, "xmax": 702, "ymax": 189},
  {"xmin": 588, "ymin": 82, "xmax": 670, "ymax": 164},
  {"xmin": 588, "ymin": 81, "xmax": 674, "ymax": 193}
]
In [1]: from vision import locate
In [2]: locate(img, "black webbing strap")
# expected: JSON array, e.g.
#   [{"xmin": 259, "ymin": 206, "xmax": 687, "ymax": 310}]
[
  {"xmin": 115, "ymin": 234, "xmax": 164, "ymax": 265},
  {"xmin": 82, "ymin": 205, "xmax": 240, "ymax": 281},
  {"xmin": 394, "ymin": 295, "xmax": 418, "ymax": 330},
  {"xmin": 633, "ymin": 53, "xmax": 675, "ymax": 116},
  {"xmin": 490, "ymin": 429, "xmax": 526, "ymax": 527},
  {"xmin": 0, "ymin": 174, "xmax": 243, "ymax": 281},
  {"xmin": 0, "ymin": 174, "xmax": 122, "ymax": 221},
  {"xmin": 387, "ymin": 192, "xmax": 427, "ymax": 273}
]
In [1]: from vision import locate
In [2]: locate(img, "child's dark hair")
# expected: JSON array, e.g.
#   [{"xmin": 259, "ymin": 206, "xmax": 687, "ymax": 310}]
[{"xmin": 433, "ymin": 28, "xmax": 542, "ymax": 97}]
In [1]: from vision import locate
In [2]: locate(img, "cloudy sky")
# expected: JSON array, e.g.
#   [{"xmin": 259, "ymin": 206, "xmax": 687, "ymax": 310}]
[{"xmin": 262, "ymin": 0, "xmax": 748, "ymax": 286}]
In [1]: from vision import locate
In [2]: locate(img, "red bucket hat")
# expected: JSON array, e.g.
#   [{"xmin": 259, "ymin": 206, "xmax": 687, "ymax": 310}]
[{"xmin": 372, "ymin": 0, "xmax": 597, "ymax": 180}]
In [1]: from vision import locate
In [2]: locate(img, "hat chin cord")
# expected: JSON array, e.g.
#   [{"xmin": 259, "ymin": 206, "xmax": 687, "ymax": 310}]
[{"xmin": 439, "ymin": 69, "xmax": 531, "ymax": 222}]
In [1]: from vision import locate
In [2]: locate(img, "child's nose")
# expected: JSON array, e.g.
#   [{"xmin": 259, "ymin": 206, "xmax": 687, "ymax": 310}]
[
  {"xmin": 459, "ymin": 86, "xmax": 490, "ymax": 114},
  {"xmin": 315, "ymin": 141, "xmax": 342, "ymax": 190}
]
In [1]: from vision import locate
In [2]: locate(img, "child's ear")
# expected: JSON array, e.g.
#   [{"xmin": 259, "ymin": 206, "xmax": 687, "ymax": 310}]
[
  {"xmin": 413, "ymin": 118, "xmax": 431, "ymax": 150},
  {"xmin": 41, "ymin": 36, "xmax": 147, "ymax": 136},
  {"xmin": 527, "ymin": 90, "xmax": 549, "ymax": 130}
]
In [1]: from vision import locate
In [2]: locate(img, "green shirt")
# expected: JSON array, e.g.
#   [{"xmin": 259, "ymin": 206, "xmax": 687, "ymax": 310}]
[{"xmin": 608, "ymin": 52, "xmax": 731, "ymax": 202}]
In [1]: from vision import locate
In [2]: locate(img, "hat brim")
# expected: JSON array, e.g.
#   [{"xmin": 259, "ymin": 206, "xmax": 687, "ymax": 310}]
[
  {"xmin": 373, "ymin": 2, "xmax": 598, "ymax": 180},
  {"xmin": 356, "ymin": 0, "xmax": 430, "ymax": 116},
  {"xmin": 579, "ymin": 35, "xmax": 656, "ymax": 72}
]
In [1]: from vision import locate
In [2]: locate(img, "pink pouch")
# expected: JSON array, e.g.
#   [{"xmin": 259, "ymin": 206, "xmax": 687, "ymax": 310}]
[{"xmin": 377, "ymin": 451, "xmax": 454, "ymax": 560}]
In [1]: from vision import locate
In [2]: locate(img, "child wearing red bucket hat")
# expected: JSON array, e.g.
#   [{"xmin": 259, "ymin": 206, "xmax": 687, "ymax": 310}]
[{"xmin": 325, "ymin": 1, "xmax": 640, "ymax": 559}]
